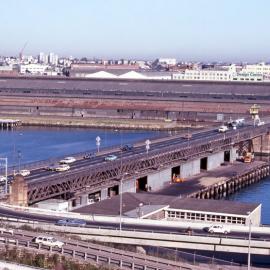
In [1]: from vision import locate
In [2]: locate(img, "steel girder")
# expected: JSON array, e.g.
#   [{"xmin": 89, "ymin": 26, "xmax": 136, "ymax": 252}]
[{"xmin": 27, "ymin": 125, "xmax": 270, "ymax": 204}]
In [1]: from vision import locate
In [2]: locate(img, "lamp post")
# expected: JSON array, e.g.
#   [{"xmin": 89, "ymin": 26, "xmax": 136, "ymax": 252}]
[
  {"xmin": 119, "ymin": 172, "xmax": 128, "ymax": 231},
  {"xmin": 0, "ymin": 158, "xmax": 8, "ymax": 194},
  {"xmin": 145, "ymin": 139, "xmax": 151, "ymax": 154},
  {"xmin": 119, "ymin": 176, "xmax": 123, "ymax": 231},
  {"xmin": 247, "ymin": 211, "xmax": 252, "ymax": 270},
  {"xmin": 17, "ymin": 150, "xmax": 22, "ymax": 173},
  {"xmin": 96, "ymin": 136, "xmax": 101, "ymax": 153}
]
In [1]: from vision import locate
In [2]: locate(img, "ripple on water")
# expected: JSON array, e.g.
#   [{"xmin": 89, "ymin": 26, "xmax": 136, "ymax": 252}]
[{"xmin": 226, "ymin": 177, "xmax": 270, "ymax": 225}]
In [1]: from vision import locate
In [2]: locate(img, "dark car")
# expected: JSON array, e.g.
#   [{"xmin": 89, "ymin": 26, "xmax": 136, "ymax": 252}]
[
  {"xmin": 121, "ymin": 144, "xmax": 134, "ymax": 151},
  {"xmin": 83, "ymin": 152, "xmax": 96, "ymax": 159},
  {"xmin": 55, "ymin": 218, "xmax": 86, "ymax": 227}
]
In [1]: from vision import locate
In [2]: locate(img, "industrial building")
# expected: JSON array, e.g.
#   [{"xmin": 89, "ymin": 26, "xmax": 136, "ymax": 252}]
[{"xmin": 73, "ymin": 192, "xmax": 261, "ymax": 226}]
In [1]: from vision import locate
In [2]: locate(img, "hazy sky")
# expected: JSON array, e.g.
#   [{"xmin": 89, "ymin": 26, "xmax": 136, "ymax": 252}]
[{"xmin": 0, "ymin": 0, "xmax": 269, "ymax": 61}]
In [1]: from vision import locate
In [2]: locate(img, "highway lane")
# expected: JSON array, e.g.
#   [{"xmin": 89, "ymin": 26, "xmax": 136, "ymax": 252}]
[
  {"xmin": 23, "ymin": 125, "xmax": 251, "ymax": 184},
  {"xmin": 24, "ymin": 128, "xmax": 214, "ymax": 182},
  {"xmin": 0, "ymin": 205, "xmax": 268, "ymax": 242}
]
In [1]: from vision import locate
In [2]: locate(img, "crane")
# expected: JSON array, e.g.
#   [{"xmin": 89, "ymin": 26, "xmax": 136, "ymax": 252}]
[{"xmin": 19, "ymin": 42, "xmax": 28, "ymax": 61}]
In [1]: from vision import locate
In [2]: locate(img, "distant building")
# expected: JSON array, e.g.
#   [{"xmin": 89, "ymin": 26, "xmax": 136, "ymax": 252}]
[
  {"xmin": 173, "ymin": 65, "xmax": 236, "ymax": 81},
  {"xmin": 38, "ymin": 52, "xmax": 48, "ymax": 64},
  {"xmin": 157, "ymin": 58, "xmax": 177, "ymax": 66},
  {"xmin": 242, "ymin": 62, "xmax": 270, "ymax": 75},
  {"xmin": 48, "ymin": 52, "xmax": 58, "ymax": 66},
  {"xmin": 20, "ymin": 63, "xmax": 48, "ymax": 74}
]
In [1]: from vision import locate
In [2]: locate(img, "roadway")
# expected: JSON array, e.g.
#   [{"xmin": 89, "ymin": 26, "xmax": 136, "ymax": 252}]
[
  {"xmin": 0, "ymin": 204, "xmax": 269, "ymax": 243},
  {"xmin": 22, "ymin": 123, "xmax": 260, "ymax": 185}
]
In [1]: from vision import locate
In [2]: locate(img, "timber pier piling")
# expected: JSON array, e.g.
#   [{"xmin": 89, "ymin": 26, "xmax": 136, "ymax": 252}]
[{"xmin": 190, "ymin": 163, "xmax": 270, "ymax": 200}]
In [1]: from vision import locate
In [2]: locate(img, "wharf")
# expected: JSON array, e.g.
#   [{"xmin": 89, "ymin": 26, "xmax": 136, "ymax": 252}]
[
  {"xmin": 0, "ymin": 114, "xmax": 206, "ymax": 130},
  {"xmin": 0, "ymin": 119, "xmax": 21, "ymax": 129},
  {"xmin": 155, "ymin": 161, "xmax": 269, "ymax": 199}
]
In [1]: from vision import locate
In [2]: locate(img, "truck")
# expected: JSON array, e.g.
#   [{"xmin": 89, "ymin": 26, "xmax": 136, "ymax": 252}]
[{"xmin": 243, "ymin": 152, "xmax": 254, "ymax": 163}]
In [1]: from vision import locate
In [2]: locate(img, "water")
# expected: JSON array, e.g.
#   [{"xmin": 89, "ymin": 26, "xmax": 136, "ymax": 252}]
[
  {"xmin": 227, "ymin": 176, "xmax": 270, "ymax": 224},
  {"xmin": 0, "ymin": 126, "xmax": 166, "ymax": 166}
]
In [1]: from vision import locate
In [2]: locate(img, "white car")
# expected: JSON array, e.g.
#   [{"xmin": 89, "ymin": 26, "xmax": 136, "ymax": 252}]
[
  {"xmin": 0, "ymin": 176, "xmax": 7, "ymax": 183},
  {"xmin": 34, "ymin": 236, "xmax": 64, "ymax": 248},
  {"xmin": 257, "ymin": 121, "xmax": 265, "ymax": 126},
  {"xmin": 18, "ymin": 170, "xmax": 31, "ymax": 177},
  {"xmin": 104, "ymin": 154, "xmax": 118, "ymax": 161},
  {"xmin": 59, "ymin": 156, "xmax": 76, "ymax": 164},
  {"xmin": 207, "ymin": 224, "xmax": 230, "ymax": 234},
  {"xmin": 55, "ymin": 164, "xmax": 70, "ymax": 172},
  {"xmin": 218, "ymin": 125, "xmax": 229, "ymax": 133}
]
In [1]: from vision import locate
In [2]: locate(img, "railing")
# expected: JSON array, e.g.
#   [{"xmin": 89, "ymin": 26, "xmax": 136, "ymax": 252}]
[{"xmin": 0, "ymin": 230, "xmax": 206, "ymax": 270}]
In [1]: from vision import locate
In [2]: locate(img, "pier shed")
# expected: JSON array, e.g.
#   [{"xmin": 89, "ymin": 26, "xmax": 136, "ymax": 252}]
[{"xmin": 166, "ymin": 198, "xmax": 261, "ymax": 226}]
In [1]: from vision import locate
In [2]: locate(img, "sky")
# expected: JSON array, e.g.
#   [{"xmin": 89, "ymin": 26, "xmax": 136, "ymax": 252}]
[{"xmin": 0, "ymin": 0, "xmax": 269, "ymax": 62}]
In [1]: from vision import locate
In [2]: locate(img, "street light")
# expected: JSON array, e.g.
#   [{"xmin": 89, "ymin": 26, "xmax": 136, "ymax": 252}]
[
  {"xmin": 145, "ymin": 139, "xmax": 151, "ymax": 154},
  {"xmin": 17, "ymin": 150, "xmax": 22, "ymax": 172},
  {"xmin": 247, "ymin": 211, "xmax": 252, "ymax": 270},
  {"xmin": 96, "ymin": 136, "xmax": 101, "ymax": 153},
  {"xmin": 119, "ymin": 172, "xmax": 128, "ymax": 231},
  {"xmin": 0, "ymin": 158, "xmax": 8, "ymax": 194}
]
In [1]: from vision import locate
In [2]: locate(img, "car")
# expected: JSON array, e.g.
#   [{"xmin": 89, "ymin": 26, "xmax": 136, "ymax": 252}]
[
  {"xmin": 120, "ymin": 144, "xmax": 134, "ymax": 151},
  {"xmin": 45, "ymin": 164, "xmax": 59, "ymax": 171},
  {"xmin": 33, "ymin": 236, "xmax": 64, "ymax": 248},
  {"xmin": 218, "ymin": 125, "xmax": 229, "ymax": 133},
  {"xmin": 182, "ymin": 133, "xmax": 192, "ymax": 139},
  {"xmin": 55, "ymin": 218, "xmax": 86, "ymax": 227},
  {"xmin": 59, "ymin": 156, "xmax": 76, "ymax": 164},
  {"xmin": 55, "ymin": 164, "xmax": 70, "ymax": 172},
  {"xmin": 257, "ymin": 121, "xmax": 265, "ymax": 126},
  {"xmin": 18, "ymin": 170, "xmax": 30, "ymax": 177},
  {"xmin": 0, "ymin": 176, "xmax": 7, "ymax": 183},
  {"xmin": 104, "ymin": 154, "xmax": 118, "ymax": 161},
  {"xmin": 207, "ymin": 224, "xmax": 230, "ymax": 234},
  {"xmin": 83, "ymin": 152, "xmax": 96, "ymax": 159}
]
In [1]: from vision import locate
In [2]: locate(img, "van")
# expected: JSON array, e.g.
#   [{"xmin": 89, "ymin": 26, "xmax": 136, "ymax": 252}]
[{"xmin": 34, "ymin": 236, "xmax": 64, "ymax": 248}]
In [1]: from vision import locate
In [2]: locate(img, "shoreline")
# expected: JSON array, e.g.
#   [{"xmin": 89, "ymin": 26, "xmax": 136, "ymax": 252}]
[{"xmin": 0, "ymin": 114, "xmax": 207, "ymax": 131}]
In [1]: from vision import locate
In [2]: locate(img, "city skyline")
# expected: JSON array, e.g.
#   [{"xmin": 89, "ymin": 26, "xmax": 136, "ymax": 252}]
[{"xmin": 0, "ymin": 0, "xmax": 269, "ymax": 61}]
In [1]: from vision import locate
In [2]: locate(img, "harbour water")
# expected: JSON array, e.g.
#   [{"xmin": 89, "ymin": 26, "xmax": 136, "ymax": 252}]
[
  {"xmin": 227, "ymin": 176, "xmax": 270, "ymax": 225},
  {"xmin": 0, "ymin": 126, "xmax": 165, "ymax": 166}
]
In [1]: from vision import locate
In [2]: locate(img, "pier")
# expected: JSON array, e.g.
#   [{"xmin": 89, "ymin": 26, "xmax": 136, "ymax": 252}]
[
  {"xmin": 191, "ymin": 162, "xmax": 270, "ymax": 200},
  {"xmin": 0, "ymin": 119, "xmax": 21, "ymax": 129}
]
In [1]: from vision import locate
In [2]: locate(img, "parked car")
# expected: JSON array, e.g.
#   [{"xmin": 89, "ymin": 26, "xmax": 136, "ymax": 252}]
[
  {"xmin": 207, "ymin": 224, "xmax": 230, "ymax": 234},
  {"xmin": 55, "ymin": 164, "xmax": 70, "ymax": 172},
  {"xmin": 55, "ymin": 218, "xmax": 86, "ymax": 227},
  {"xmin": 83, "ymin": 152, "xmax": 96, "ymax": 159},
  {"xmin": 59, "ymin": 156, "xmax": 76, "ymax": 164},
  {"xmin": 218, "ymin": 125, "xmax": 229, "ymax": 133},
  {"xmin": 33, "ymin": 236, "xmax": 64, "ymax": 248},
  {"xmin": 120, "ymin": 144, "xmax": 134, "ymax": 151},
  {"xmin": 104, "ymin": 154, "xmax": 118, "ymax": 161}
]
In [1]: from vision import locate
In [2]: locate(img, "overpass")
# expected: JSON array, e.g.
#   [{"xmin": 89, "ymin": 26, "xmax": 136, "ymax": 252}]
[{"xmin": 9, "ymin": 123, "xmax": 270, "ymax": 206}]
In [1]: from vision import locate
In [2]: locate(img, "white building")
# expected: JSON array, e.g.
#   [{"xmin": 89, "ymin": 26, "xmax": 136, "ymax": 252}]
[
  {"xmin": 157, "ymin": 58, "xmax": 177, "ymax": 66},
  {"xmin": 38, "ymin": 52, "xmax": 48, "ymax": 64},
  {"xmin": 49, "ymin": 52, "xmax": 58, "ymax": 66},
  {"xmin": 242, "ymin": 62, "xmax": 270, "ymax": 75},
  {"xmin": 20, "ymin": 63, "xmax": 48, "ymax": 74},
  {"xmin": 173, "ymin": 67, "xmax": 235, "ymax": 81}
]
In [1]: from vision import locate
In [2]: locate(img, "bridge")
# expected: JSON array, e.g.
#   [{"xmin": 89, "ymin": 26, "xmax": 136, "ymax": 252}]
[{"xmin": 9, "ymin": 123, "xmax": 270, "ymax": 206}]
